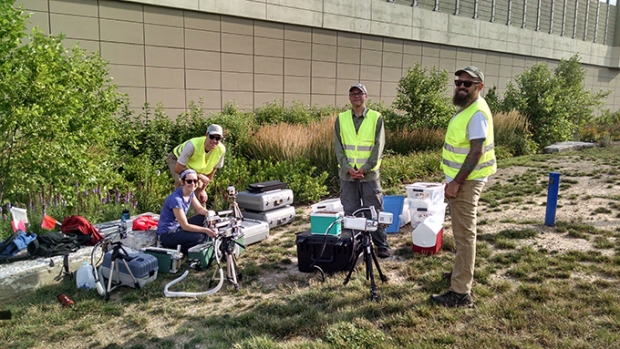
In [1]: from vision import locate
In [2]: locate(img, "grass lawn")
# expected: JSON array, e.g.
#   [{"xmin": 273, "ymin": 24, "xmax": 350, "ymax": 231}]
[{"xmin": 1, "ymin": 145, "xmax": 620, "ymax": 349}]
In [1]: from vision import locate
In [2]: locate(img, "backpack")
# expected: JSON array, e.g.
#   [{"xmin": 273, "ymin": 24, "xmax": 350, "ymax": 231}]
[
  {"xmin": 0, "ymin": 231, "xmax": 37, "ymax": 259},
  {"xmin": 60, "ymin": 215, "xmax": 104, "ymax": 246},
  {"xmin": 26, "ymin": 231, "xmax": 81, "ymax": 258}
]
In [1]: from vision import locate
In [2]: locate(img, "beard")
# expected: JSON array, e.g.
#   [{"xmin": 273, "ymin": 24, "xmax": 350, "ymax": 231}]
[{"xmin": 452, "ymin": 88, "xmax": 477, "ymax": 107}]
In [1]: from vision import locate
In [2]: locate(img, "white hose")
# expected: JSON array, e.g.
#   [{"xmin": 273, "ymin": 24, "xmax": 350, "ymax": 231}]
[{"xmin": 163, "ymin": 239, "xmax": 225, "ymax": 298}]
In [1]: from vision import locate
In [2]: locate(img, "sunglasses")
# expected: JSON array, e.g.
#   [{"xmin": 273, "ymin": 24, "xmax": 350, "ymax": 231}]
[
  {"xmin": 454, "ymin": 80, "xmax": 480, "ymax": 88},
  {"xmin": 208, "ymin": 134, "xmax": 222, "ymax": 141},
  {"xmin": 349, "ymin": 92, "xmax": 365, "ymax": 97},
  {"xmin": 184, "ymin": 179, "xmax": 198, "ymax": 184}
]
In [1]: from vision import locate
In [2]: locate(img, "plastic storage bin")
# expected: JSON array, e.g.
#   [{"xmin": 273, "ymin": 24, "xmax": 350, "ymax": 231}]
[
  {"xmin": 409, "ymin": 202, "xmax": 447, "ymax": 229},
  {"xmin": 405, "ymin": 182, "xmax": 445, "ymax": 208},
  {"xmin": 383, "ymin": 195, "xmax": 405, "ymax": 233},
  {"xmin": 100, "ymin": 251, "xmax": 159, "ymax": 288},
  {"xmin": 310, "ymin": 212, "xmax": 342, "ymax": 235},
  {"xmin": 311, "ymin": 198, "xmax": 344, "ymax": 213}
]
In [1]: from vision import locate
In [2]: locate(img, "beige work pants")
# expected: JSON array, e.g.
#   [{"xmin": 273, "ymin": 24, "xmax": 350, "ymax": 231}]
[{"xmin": 449, "ymin": 180, "xmax": 485, "ymax": 294}]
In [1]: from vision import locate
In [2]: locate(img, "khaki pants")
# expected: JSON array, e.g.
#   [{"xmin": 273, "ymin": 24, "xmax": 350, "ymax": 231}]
[{"xmin": 449, "ymin": 180, "xmax": 485, "ymax": 294}]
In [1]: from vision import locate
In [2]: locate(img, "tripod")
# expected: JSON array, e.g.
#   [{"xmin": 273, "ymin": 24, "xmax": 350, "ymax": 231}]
[
  {"xmin": 343, "ymin": 229, "xmax": 388, "ymax": 301},
  {"xmin": 103, "ymin": 241, "xmax": 140, "ymax": 300}
]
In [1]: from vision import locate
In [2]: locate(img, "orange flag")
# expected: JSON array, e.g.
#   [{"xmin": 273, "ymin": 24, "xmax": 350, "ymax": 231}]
[{"xmin": 41, "ymin": 215, "xmax": 60, "ymax": 230}]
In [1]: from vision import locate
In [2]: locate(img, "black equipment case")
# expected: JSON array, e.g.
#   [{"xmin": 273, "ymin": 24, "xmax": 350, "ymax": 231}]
[
  {"xmin": 247, "ymin": 180, "xmax": 288, "ymax": 193},
  {"xmin": 296, "ymin": 230, "xmax": 361, "ymax": 274}
]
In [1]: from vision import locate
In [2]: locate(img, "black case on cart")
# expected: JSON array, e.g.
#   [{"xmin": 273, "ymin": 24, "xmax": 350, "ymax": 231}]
[
  {"xmin": 295, "ymin": 230, "xmax": 361, "ymax": 274},
  {"xmin": 247, "ymin": 180, "xmax": 288, "ymax": 193}
]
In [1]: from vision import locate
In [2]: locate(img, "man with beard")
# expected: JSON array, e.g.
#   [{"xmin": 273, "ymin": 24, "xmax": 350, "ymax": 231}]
[
  {"xmin": 431, "ymin": 66, "xmax": 496, "ymax": 308},
  {"xmin": 334, "ymin": 83, "xmax": 391, "ymax": 258}
]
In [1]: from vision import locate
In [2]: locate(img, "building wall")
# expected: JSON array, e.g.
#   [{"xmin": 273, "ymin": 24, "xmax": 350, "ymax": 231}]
[{"xmin": 15, "ymin": 0, "xmax": 620, "ymax": 116}]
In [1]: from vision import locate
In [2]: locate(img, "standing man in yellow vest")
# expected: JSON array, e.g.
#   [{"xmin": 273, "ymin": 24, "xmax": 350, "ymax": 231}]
[
  {"xmin": 166, "ymin": 124, "xmax": 226, "ymax": 205},
  {"xmin": 334, "ymin": 83, "xmax": 391, "ymax": 259},
  {"xmin": 431, "ymin": 66, "xmax": 496, "ymax": 308}
]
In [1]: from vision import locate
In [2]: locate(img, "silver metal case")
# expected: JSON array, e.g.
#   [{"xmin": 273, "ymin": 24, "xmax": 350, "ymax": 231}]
[{"xmin": 236, "ymin": 189, "xmax": 294, "ymax": 212}]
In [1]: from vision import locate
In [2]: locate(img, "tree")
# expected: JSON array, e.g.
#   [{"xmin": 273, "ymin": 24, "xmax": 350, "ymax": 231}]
[{"xmin": 0, "ymin": 0, "xmax": 127, "ymax": 204}]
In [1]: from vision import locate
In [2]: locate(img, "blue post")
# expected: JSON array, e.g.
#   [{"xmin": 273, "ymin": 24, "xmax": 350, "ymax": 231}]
[{"xmin": 545, "ymin": 172, "xmax": 561, "ymax": 227}]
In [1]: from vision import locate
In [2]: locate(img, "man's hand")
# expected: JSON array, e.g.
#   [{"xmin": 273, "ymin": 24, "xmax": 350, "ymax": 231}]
[
  {"xmin": 445, "ymin": 181, "xmax": 460, "ymax": 199},
  {"xmin": 348, "ymin": 168, "xmax": 364, "ymax": 179},
  {"xmin": 196, "ymin": 189, "xmax": 208, "ymax": 204}
]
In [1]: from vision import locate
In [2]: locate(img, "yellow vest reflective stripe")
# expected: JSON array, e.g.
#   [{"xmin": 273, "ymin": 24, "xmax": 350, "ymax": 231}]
[
  {"xmin": 173, "ymin": 137, "xmax": 225, "ymax": 174},
  {"xmin": 441, "ymin": 98, "xmax": 496, "ymax": 179},
  {"xmin": 338, "ymin": 110, "xmax": 381, "ymax": 171}
]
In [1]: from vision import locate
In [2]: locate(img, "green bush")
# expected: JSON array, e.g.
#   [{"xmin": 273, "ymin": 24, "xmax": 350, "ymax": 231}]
[
  {"xmin": 0, "ymin": 1, "xmax": 127, "ymax": 205},
  {"xmin": 391, "ymin": 63, "xmax": 457, "ymax": 130},
  {"xmin": 380, "ymin": 151, "xmax": 443, "ymax": 192},
  {"xmin": 208, "ymin": 156, "xmax": 329, "ymax": 210},
  {"xmin": 500, "ymin": 55, "xmax": 609, "ymax": 149}
]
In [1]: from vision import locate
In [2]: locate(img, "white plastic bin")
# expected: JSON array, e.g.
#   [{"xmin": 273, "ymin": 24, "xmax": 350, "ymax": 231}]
[
  {"xmin": 405, "ymin": 182, "xmax": 445, "ymax": 208},
  {"xmin": 409, "ymin": 202, "xmax": 447, "ymax": 229},
  {"xmin": 311, "ymin": 198, "xmax": 344, "ymax": 213}
]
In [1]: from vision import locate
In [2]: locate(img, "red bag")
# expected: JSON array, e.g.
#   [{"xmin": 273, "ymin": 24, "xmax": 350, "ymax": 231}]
[
  {"xmin": 60, "ymin": 215, "xmax": 104, "ymax": 246},
  {"xmin": 132, "ymin": 215, "xmax": 159, "ymax": 231}
]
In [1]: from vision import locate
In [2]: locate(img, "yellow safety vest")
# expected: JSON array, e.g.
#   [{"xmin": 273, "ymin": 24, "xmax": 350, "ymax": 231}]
[
  {"xmin": 338, "ymin": 110, "xmax": 381, "ymax": 171},
  {"xmin": 441, "ymin": 99, "xmax": 496, "ymax": 179},
  {"xmin": 173, "ymin": 137, "xmax": 225, "ymax": 175}
]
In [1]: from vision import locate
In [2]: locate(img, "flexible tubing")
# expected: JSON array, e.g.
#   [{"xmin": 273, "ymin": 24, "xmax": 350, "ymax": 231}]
[{"xmin": 163, "ymin": 238, "xmax": 225, "ymax": 298}]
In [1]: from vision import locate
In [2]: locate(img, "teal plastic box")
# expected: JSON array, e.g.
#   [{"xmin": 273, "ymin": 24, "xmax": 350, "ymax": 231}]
[{"xmin": 310, "ymin": 212, "xmax": 342, "ymax": 236}]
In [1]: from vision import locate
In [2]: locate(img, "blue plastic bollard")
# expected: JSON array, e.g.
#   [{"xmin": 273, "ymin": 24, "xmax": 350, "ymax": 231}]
[{"xmin": 544, "ymin": 172, "xmax": 561, "ymax": 227}]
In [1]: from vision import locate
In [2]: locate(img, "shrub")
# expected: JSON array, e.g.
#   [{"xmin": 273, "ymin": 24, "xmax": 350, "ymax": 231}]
[
  {"xmin": 380, "ymin": 151, "xmax": 443, "ymax": 191},
  {"xmin": 391, "ymin": 63, "xmax": 457, "ymax": 130},
  {"xmin": 500, "ymin": 55, "xmax": 609, "ymax": 149},
  {"xmin": 0, "ymin": 2, "xmax": 127, "ymax": 205}
]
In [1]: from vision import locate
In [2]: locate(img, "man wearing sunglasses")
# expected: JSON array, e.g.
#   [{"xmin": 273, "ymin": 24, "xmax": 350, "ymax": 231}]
[
  {"xmin": 431, "ymin": 66, "xmax": 496, "ymax": 308},
  {"xmin": 167, "ymin": 124, "xmax": 226, "ymax": 205},
  {"xmin": 334, "ymin": 83, "xmax": 391, "ymax": 259}
]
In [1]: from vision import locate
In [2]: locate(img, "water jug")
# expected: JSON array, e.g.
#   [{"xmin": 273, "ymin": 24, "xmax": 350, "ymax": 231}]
[{"xmin": 76, "ymin": 262, "xmax": 96, "ymax": 290}]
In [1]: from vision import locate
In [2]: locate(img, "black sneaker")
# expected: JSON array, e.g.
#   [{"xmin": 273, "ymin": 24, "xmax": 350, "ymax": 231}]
[
  {"xmin": 430, "ymin": 290, "xmax": 474, "ymax": 308},
  {"xmin": 377, "ymin": 248, "xmax": 390, "ymax": 259}
]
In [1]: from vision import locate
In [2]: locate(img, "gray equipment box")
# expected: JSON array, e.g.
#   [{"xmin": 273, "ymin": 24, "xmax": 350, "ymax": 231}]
[
  {"xmin": 236, "ymin": 189, "xmax": 294, "ymax": 212},
  {"xmin": 100, "ymin": 251, "xmax": 158, "ymax": 288},
  {"xmin": 239, "ymin": 218, "xmax": 270, "ymax": 245},
  {"xmin": 242, "ymin": 205, "xmax": 296, "ymax": 229}
]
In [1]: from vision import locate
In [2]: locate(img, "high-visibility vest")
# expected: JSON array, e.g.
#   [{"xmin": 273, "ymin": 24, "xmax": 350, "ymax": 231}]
[
  {"xmin": 338, "ymin": 109, "xmax": 381, "ymax": 171},
  {"xmin": 441, "ymin": 98, "xmax": 496, "ymax": 179},
  {"xmin": 173, "ymin": 137, "xmax": 225, "ymax": 175}
]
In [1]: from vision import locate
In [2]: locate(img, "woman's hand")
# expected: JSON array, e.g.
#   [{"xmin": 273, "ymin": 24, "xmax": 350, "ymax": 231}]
[{"xmin": 204, "ymin": 227, "xmax": 216, "ymax": 238}]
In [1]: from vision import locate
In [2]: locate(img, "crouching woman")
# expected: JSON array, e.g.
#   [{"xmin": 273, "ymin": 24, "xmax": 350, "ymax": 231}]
[{"xmin": 157, "ymin": 169, "xmax": 216, "ymax": 253}]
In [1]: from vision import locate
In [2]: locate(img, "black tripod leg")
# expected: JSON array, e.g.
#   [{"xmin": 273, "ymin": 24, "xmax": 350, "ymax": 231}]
[
  {"xmin": 343, "ymin": 246, "xmax": 362, "ymax": 285},
  {"xmin": 371, "ymin": 249, "xmax": 388, "ymax": 283},
  {"xmin": 365, "ymin": 247, "xmax": 378, "ymax": 301}
]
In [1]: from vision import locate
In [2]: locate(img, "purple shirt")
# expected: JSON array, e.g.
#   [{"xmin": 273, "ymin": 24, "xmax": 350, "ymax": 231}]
[{"xmin": 156, "ymin": 187, "xmax": 193, "ymax": 234}]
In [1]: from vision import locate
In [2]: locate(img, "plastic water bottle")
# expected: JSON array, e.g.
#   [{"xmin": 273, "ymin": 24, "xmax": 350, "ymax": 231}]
[{"xmin": 76, "ymin": 262, "xmax": 96, "ymax": 290}]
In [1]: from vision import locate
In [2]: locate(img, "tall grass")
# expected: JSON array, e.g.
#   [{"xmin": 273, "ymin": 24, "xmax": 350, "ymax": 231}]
[
  {"xmin": 493, "ymin": 110, "xmax": 537, "ymax": 156},
  {"xmin": 386, "ymin": 127, "xmax": 445, "ymax": 155},
  {"xmin": 246, "ymin": 114, "xmax": 338, "ymax": 180}
]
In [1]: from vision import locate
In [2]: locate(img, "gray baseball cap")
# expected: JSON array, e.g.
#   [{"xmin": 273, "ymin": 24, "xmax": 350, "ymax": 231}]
[
  {"xmin": 349, "ymin": 83, "xmax": 368, "ymax": 94},
  {"xmin": 455, "ymin": 66, "xmax": 484, "ymax": 83},
  {"xmin": 207, "ymin": 124, "xmax": 223, "ymax": 137}
]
